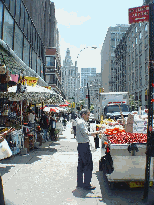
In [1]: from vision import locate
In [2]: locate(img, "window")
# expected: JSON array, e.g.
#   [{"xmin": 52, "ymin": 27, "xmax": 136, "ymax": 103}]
[
  {"xmin": 4, "ymin": 0, "xmax": 10, "ymax": 9},
  {"xmin": 23, "ymin": 37, "xmax": 30, "ymax": 67},
  {"xmin": 46, "ymin": 56, "xmax": 55, "ymax": 66},
  {"xmin": 27, "ymin": 18, "xmax": 31, "ymax": 42},
  {"xmin": 139, "ymin": 55, "xmax": 142, "ymax": 65},
  {"xmin": 24, "ymin": 10, "xmax": 28, "ymax": 38},
  {"xmin": 32, "ymin": 50, "xmax": 37, "ymax": 72},
  {"xmin": 0, "ymin": 1, "xmax": 3, "ymax": 39},
  {"xmin": 37, "ymin": 56, "xmax": 41, "ymax": 76},
  {"xmin": 20, "ymin": 2, "xmax": 25, "ymax": 31},
  {"xmin": 136, "ymin": 38, "xmax": 137, "ymax": 45},
  {"xmin": 14, "ymin": 24, "xmax": 23, "ymax": 59},
  {"xmin": 3, "ymin": 8, "xmax": 14, "ymax": 49},
  {"xmin": 139, "ymin": 43, "xmax": 142, "ymax": 53},
  {"xmin": 139, "ymin": 32, "xmax": 142, "ymax": 39},
  {"xmin": 145, "ymin": 49, "xmax": 148, "ymax": 60},
  {"xmin": 145, "ymin": 24, "xmax": 148, "ymax": 31},
  {"xmin": 136, "ymin": 27, "xmax": 137, "ymax": 32},
  {"xmin": 15, "ymin": 0, "xmax": 21, "ymax": 25},
  {"xmin": 41, "ymin": 62, "xmax": 43, "ymax": 78},
  {"xmin": 10, "ymin": 0, "xmax": 15, "ymax": 17}
]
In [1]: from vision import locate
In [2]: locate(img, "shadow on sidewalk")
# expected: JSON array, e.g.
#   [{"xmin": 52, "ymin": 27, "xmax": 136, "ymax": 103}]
[
  {"xmin": 0, "ymin": 166, "xmax": 15, "ymax": 177},
  {"xmin": 95, "ymin": 171, "xmax": 154, "ymax": 205},
  {"xmin": 72, "ymin": 188, "xmax": 102, "ymax": 199}
]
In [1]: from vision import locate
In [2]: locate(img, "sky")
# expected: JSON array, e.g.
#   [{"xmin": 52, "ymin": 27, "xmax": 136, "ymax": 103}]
[{"xmin": 53, "ymin": 0, "xmax": 144, "ymax": 73}]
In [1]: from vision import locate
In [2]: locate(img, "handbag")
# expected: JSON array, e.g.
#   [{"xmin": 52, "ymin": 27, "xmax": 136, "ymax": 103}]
[
  {"xmin": 0, "ymin": 138, "xmax": 12, "ymax": 160},
  {"xmin": 99, "ymin": 153, "xmax": 114, "ymax": 174}
]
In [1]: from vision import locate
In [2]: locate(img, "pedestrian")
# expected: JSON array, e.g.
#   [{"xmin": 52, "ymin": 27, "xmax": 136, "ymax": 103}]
[
  {"xmin": 76, "ymin": 109, "xmax": 102, "ymax": 190},
  {"xmin": 40, "ymin": 112, "xmax": 49, "ymax": 142},
  {"xmin": 28, "ymin": 109, "xmax": 35, "ymax": 128},
  {"xmin": 72, "ymin": 116, "xmax": 77, "ymax": 138},
  {"xmin": 49, "ymin": 112, "xmax": 56, "ymax": 141}
]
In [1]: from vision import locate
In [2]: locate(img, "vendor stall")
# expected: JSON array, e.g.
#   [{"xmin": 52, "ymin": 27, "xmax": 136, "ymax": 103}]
[{"xmin": 99, "ymin": 116, "xmax": 154, "ymax": 189}]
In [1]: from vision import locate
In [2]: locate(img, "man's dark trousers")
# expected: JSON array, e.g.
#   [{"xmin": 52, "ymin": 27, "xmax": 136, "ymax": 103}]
[{"xmin": 77, "ymin": 142, "xmax": 93, "ymax": 187}]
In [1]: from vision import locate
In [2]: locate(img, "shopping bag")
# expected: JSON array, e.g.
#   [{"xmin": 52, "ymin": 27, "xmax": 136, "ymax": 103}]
[{"xmin": 0, "ymin": 139, "xmax": 12, "ymax": 160}]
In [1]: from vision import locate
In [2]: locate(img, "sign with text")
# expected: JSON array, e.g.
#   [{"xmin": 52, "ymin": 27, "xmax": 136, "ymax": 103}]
[
  {"xmin": 19, "ymin": 76, "xmax": 38, "ymax": 86},
  {"xmin": 129, "ymin": 5, "xmax": 149, "ymax": 24}
]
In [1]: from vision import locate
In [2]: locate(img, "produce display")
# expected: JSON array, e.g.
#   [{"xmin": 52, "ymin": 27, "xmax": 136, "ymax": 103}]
[
  {"xmin": 108, "ymin": 133, "xmax": 147, "ymax": 144},
  {"xmin": 99, "ymin": 117, "xmax": 148, "ymax": 144}
]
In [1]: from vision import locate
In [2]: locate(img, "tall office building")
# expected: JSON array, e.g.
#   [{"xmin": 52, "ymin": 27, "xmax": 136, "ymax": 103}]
[
  {"xmin": 80, "ymin": 68, "xmax": 96, "ymax": 100},
  {"xmin": 101, "ymin": 24, "xmax": 130, "ymax": 92},
  {"xmin": 61, "ymin": 48, "xmax": 79, "ymax": 102}
]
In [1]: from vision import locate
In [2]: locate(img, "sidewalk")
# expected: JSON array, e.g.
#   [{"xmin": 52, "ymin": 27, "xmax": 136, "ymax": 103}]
[{"xmin": 1, "ymin": 122, "xmax": 104, "ymax": 205}]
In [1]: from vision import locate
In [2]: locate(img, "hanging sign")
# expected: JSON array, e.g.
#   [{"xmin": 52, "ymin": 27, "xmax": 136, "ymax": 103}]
[
  {"xmin": 129, "ymin": 5, "xmax": 149, "ymax": 24},
  {"xmin": 19, "ymin": 77, "xmax": 38, "ymax": 86}
]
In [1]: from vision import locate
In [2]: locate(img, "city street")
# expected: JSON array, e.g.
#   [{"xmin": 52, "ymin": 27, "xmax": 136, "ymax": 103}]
[{"xmin": 0, "ymin": 122, "xmax": 154, "ymax": 205}]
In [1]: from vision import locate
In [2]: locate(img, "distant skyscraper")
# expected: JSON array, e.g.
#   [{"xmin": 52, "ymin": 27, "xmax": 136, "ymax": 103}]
[
  {"xmin": 61, "ymin": 48, "xmax": 79, "ymax": 102},
  {"xmin": 101, "ymin": 24, "xmax": 129, "ymax": 92},
  {"xmin": 80, "ymin": 68, "xmax": 96, "ymax": 100}
]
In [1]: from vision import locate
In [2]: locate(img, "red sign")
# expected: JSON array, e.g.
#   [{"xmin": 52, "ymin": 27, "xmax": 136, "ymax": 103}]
[{"xmin": 129, "ymin": 5, "xmax": 149, "ymax": 24}]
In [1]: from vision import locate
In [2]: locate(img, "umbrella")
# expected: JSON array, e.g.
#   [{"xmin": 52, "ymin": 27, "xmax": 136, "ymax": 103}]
[
  {"xmin": 50, "ymin": 108, "xmax": 57, "ymax": 112},
  {"xmin": 59, "ymin": 100, "xmax": 70, "ymax": 107}
]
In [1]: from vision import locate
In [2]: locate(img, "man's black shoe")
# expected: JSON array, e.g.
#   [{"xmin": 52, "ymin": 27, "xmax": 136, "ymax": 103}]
[{"xmin": 83, "ymin": 185, "xmax": 96, "ymax": 190}]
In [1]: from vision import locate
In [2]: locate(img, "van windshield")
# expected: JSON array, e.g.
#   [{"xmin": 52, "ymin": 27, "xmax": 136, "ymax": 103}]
[{"xmin": 106, "ymin": 104, "xmax": 129, "ymax": 113}]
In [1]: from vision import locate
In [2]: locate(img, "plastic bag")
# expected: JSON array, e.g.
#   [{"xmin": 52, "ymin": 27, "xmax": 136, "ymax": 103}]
[{"xmin": 0, "ymin": 139, "xmax": 12, "ymax": 160}]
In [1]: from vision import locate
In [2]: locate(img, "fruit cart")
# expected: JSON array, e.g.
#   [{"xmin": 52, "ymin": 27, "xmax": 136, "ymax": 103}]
[{"xmin": 100, "ymin": 132, "xmax": 154, "ymax": 189}]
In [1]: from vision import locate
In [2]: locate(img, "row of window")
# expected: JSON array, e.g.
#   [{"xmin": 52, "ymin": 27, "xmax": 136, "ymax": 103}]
[
  {"xmin": 2, "ymin": 0, "xmax": 44, "ymax": 59},
  {"xmin": 0, "ymin": 2, "xmax": 44, "ymax": 78}
]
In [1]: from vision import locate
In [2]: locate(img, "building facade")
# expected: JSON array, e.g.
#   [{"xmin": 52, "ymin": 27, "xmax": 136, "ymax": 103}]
[
  {"xmin": 101, "ymin": 24, "xmax": 130, "ymax": 92},
  {"xmin": 0, "ymin": 0, "xmax": 48, "ymax": 86},
  {"xmin": 61, "ymin": 48, "xmax": 79, "ymax": 102},
  {"xmin": 22, "ymin": 0, "xmax": 62, "ymax": 95},
  {"xmin": 114, "ymin": 21, "xmax": 149, "ymax": 109}
]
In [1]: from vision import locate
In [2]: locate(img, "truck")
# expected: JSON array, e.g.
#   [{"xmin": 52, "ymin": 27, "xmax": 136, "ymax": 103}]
[{"xmin": 99, "ymin": 92, "xmax": 130, "ymax": 120}]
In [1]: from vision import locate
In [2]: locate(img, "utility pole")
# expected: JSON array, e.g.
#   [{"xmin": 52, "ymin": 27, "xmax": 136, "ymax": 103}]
[
  {"xmin": 87, "ymin": 83, "xmax": 90, "ymax": 110},
  {"xmin": 143, "ymin": 2, "xmax": 154, "ymax": 200}
]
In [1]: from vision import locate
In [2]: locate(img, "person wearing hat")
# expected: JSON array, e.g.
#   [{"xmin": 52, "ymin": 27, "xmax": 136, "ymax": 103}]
[{"xmin": 76, "ymin": 109, "xmax": 102, "ymax": 190}]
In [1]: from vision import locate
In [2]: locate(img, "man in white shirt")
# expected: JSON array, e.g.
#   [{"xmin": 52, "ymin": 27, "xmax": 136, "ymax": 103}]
[
  {"xmin": 76, "ymin": 109, "xmax": 102, "ymax": 190},
  {"xmin": 28, "ymin": 110, "xmax": 35, "ymax": 128}
]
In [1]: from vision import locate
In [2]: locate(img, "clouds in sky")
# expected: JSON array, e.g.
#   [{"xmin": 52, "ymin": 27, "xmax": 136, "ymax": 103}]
[{"xmin": 55, "ymin": 8, "xmax": 91, "ymax": 27}]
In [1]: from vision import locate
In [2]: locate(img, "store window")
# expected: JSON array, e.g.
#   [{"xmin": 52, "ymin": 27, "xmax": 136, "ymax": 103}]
[
  {"xmin": 10, "ymin": 0, "xmax": 15, "ymax": 17},
  {"xmin": 0, "ymin": 1, "xmax": 3, "ymax": 39},
  {"xmin": 46, "ymin": 56, "xmax": 55, "ymax": 66},
  {"xmin": 20, "ymin": 2, "xmax": 25, "ymax": 31},
  {"xmin": 3, "ymin": 8, "xmax": 14, "ymax": 49},
  {"xmin": 14, "ymin": 24, "xmax": 23, "ymax": 59},
  {"xmin": 32, "ymin": 50, "xmax": 37, "ymax": 72},
  {"xmin": 15, "ymin": 0, "xmax": 21, "ymax": 25},
  {"xmin": 23, "ymin": 37, "xmax": 30, "ymax": 67}
]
